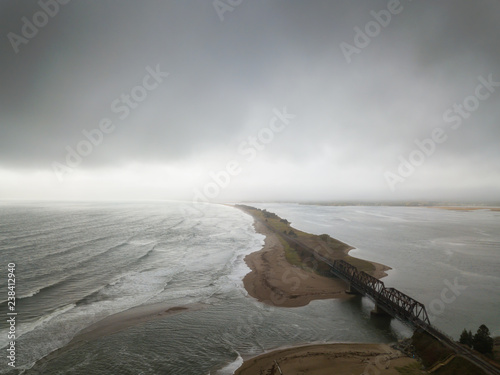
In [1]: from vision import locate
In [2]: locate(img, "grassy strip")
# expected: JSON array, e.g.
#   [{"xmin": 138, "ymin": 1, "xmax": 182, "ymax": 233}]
[
  {"xmin": 412, "ymin": 330, "xmax": 454, "ymax": 368},
  {"xmin": 237, "ymin": 205, "xmax": 379, "ymax": 278},
  {"xmin": 433, "ymin": 357, "xmax": 486, "ymax": 375},
  {"xmin": 395, "ymin": 362, "xmax": 422, "ymax": 375},
  {"xmin": 344, "ymin": 255, "xmax": 375, "ymax": 274},
  {"xmin": 411, "ymin": 330, "xmax": 487, "ymax": 375},
  {"xmin": 279, "ymin": 237, "xmax": 302, "ymax": 267}
]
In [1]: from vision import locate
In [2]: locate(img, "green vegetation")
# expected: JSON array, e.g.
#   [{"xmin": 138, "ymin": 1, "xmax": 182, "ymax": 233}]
[
  {"xmin": 237, "ymin": 205, "xmax": 495, "ymax": 375},
  {"xmin": 247, "ymin": 206, "xmax": 309, "ymax": 236},
  {"xmin": 411, "ymin": 330, "xmax": 487, "ymax": 375},
  {"xmin": 493, "ymin": 337, "xmax": 500, "ymax": 363},
  {"xmin": 319, "ymin": 233, "xmax": 330, "ymax": 242},
  {"xmin": 433, "ymin": 356, "xmax": 486, "ymax": 375},
  {"xmin": 318, "ymin": 233, "xmax": 375, "ymax": 273},
  {"xmin": 236, "ymin": 205, "xmax": 380, "ymax": 277},
  {"xmin": 459, "ymin": 328, "xmax": 474, "ymax": 348},
  {"xmin": 411, "ymin": 330, "xmax": 453, "ymax": 368},
  {"xmin": 460, "ymin": 324, "xmax": 494, "ymax": 355},
  {"xmin": 279, "ymin": 237, "xmax": 302, "ymax": 267},
  {"xmin": 473, "ymin": 324, "xmax": 494, "ymax": 354},
  {"xmin": 395, "ymin": 362, "xmax": 421, "ymax": 375},
  {"xmin": 344, "ymin": 255, "xmax": 376, "ymax": 274}
]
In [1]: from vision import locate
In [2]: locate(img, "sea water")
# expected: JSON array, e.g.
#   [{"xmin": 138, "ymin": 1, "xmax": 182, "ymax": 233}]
[{"xmin": 0, "ymin": 202, "xmax": 498, "ymax": 374}]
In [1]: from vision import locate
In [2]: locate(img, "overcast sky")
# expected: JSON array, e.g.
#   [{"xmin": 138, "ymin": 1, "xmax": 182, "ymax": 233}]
[{"xmin": 1, "ymin": 0, "xmax": 499, "ymax": 202}]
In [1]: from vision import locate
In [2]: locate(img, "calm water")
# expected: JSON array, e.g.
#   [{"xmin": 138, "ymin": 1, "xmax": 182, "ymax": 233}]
[
  {"xmin": 250, "ymin": 203, "xmax": 500, "ymax": 338},
  {"xmin": 0, "ymin": 202, "xmax": 498, "ymax": 374}
]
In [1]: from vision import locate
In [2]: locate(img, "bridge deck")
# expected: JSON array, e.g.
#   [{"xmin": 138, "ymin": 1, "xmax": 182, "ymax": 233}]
[{"xmin": 274, "ymin": 228, "xmax": 500, "ymax": 375}]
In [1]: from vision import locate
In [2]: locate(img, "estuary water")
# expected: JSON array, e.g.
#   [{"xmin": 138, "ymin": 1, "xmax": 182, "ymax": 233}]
[
  {"xmin": 250, "ymin": 203, "xmax": 500, "ymax": 338},
  {"xmin": 0, "ymin": 201, "xmax": 498, "ymax": 374}
]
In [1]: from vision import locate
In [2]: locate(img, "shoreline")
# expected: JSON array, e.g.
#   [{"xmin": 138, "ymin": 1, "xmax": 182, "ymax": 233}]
[
  {"xmin": 242, "ymin": 219, "xmax": 350, "ymax": 307},
  {"xmin": 27, "ymin": 302, "xmax": 204, "ymax": 371},
  {"xmin": 432, "ymin": 206, "xmax": 500, "ymax": 212},
  {"xmin": 29, "ymin": 203, "xmax": 394, "ymax": 373},
  {"xmin": 234, "ymin": 342, "xmax": 422, "ymax": 375},
  {"xmin": 72, "ymin": 302, "xmax": 204, "ymax": 343},
  {"xmin": 234, "ymin": 205, "xmax": 409, "ymax": 374},
  {"xmin": 237, "ymin": 204, "xmax": 391, "ymax": 308}
]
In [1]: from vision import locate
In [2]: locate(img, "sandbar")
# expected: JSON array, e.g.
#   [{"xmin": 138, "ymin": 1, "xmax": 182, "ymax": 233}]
[
  {"xmin": 234, "ymin": 343, "xmax": 422, "ymax": 375},
  {"xmin": 237, "ymin": 205, "xmax": 390, "ymax": 308}
]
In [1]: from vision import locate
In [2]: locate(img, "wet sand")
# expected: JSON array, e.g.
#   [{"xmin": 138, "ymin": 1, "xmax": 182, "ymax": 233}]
[
  {"xmin": 238, "ymin": 205, "xmax": 390, "ymax": 308},
  {"xmin": 234, "ymin": 343, "xmax": 423, "ymax": 375},
  {"xmin": 72, "ymin": 303, "xmax": 204, "ymax": 343},
  {"xmin": 234, "ymin": 206, "xmax": 413, "ymax": 374},
  {"xmin": 33, "ymin": 204, "xmax": 396, "ymax": 373},
  {"xmin": 242, "ymin": 220, "xmax": 350, "ymax": 307},
  {"xmin": 31, "ymin": 303, "xmax": 204, "ymax": 369}
]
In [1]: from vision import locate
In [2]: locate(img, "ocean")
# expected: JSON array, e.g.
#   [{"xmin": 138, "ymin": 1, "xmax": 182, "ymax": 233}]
[{"xmin": 0, "ymin": 201, "xmax": 498, "ymax": 374}]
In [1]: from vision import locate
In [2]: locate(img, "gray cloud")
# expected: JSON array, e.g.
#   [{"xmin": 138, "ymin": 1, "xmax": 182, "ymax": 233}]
[{"xmin": 0, "ymin": 0, "xmax": 499, "ymax": 201}]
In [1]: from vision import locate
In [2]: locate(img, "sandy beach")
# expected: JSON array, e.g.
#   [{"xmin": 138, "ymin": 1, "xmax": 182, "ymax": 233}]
[
  {"xmin": 238, "ymin": 205, "xmax": 390, "ymax": 308},
  {"xmin": 72, "ymin": 302, "xmax": 204, "ymax": 343},
  {"xmin": 234, "ymin": 343, "xmax": 422, "ymax": 375},
  {"xmin": 433, "ymin": 206, "xmax": 500, "ymax": 212},
  {"xmin": 242, "ymin": 219, "xmax": 350, "ymax": 307},
  {"xmin": 31, "ymin": 302, "xmax": 204, "ymax": 369},
  {"xmin": 233, "ymin": 206, "xmax": 416, "ymax": 374},
  {"xmin": 32, "ymin": 205, "xmax": 398, "ymax": 374}
]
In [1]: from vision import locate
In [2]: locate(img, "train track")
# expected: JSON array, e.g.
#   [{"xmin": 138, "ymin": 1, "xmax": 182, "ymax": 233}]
[{"xmin": 274, "ymin": 226, "xmax": 500, "ymax": 375}]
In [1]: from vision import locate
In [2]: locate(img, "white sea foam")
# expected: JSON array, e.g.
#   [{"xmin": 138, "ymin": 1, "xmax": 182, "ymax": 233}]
[
  {"xmin": 2, "ymin": 202, "xmax": 498, "ymax": 374},
  {"xmin": 0, "ymin": 303, "xmax": 76, "ymax": 349},
  {"xmin": 18, "ymin": 289, "xmax": 41, "ymax": 299},
  {"xmin": 214, "ymin": 352, "xmax": 243, "ymax": 375}
]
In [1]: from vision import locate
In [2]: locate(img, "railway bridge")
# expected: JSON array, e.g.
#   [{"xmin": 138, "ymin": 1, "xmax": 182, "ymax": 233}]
[
  {"xmin": 328, "ymin": 258, "xmax": 431, "ymax": 326},
  {"xmin": 278, "ymin": 231, "xmax": 500, "ymax": 375}
]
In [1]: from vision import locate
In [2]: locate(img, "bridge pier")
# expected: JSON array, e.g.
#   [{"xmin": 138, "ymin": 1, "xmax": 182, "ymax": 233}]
[
  {"xmin": 370, "ymin": 304, "xmax": 391, "ymax": 318},
  {"xmin": 345, "ymin": 283, "xmax": 361, "ymax": 295}
]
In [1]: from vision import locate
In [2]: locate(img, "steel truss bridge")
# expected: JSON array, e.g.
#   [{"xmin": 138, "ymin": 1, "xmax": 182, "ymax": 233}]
[
  {"xmin": 329, "ymin": 259, "xmax": 431, "ymax": 326},
  {"xmin": 277, "ymin": 230, "xmax": 500, "ymax": 375}
]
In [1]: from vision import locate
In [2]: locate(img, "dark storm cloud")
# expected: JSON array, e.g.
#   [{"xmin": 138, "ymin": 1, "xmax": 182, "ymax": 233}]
[{"xmin": 0, "ymin": 0, "xmax": 499, "ymax": 200}]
